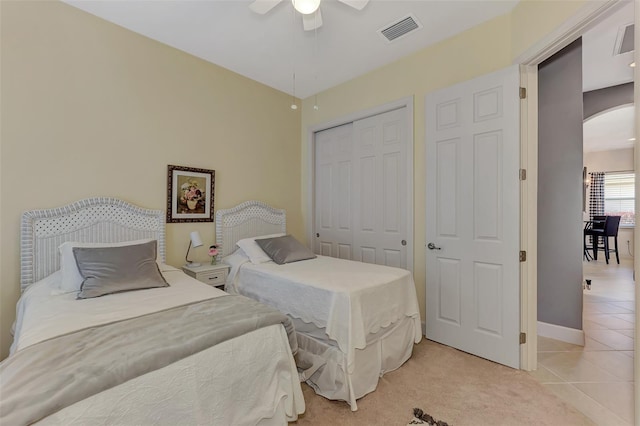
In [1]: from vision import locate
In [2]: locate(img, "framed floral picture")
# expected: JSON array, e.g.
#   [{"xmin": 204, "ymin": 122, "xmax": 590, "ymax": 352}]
[{"xmin": 167, "ymin": 165, "xmax": 215, "ymax": 223}]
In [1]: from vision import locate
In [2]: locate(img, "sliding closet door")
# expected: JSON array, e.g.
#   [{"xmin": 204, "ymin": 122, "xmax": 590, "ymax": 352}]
[
  {"xmin": 352, "ymin": 107, "xmax": 408, "ymax": 268},
  {"xmin": 314, "ymin": 123, "xmax": 354, "ymax": 259},
  {"xmin": 314, "ymin": 107, "xmax": 409, "ymax": 268}
]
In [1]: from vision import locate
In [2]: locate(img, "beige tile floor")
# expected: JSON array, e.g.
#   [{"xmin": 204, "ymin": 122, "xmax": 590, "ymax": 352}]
[{"xmin": 529, "ymin": 257, "xmax": 635, "ymax": 425}]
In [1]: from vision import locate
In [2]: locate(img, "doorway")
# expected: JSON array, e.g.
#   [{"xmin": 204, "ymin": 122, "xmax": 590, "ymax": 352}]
[{"xmin": 525, "ymin": 1, "xmax": 636, "ymax": 423}]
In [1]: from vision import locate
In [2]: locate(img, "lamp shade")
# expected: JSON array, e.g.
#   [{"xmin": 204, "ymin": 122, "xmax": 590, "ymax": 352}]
[
  {"xmin": 190, "ymin": 231, "xmax": 203, "ymax": 248},
  {"xmin": 292, "ymin": 0, "xmax": 320, "ymax": 15}
]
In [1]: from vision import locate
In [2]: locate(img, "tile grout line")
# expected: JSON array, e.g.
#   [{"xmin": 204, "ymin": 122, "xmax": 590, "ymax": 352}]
[
  {"xmin": 537, "ymin": 259, "xmax": 636, "ymax": 425},
  {"xmin": 542, "ymin": 381, "xmax": 631, "ymax": 425}
]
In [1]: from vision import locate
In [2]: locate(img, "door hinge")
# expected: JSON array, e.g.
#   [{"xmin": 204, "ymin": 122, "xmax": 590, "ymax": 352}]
[
  {"xmin": 520, "ymin": 332, "xmax": 526, "ymax": 344},
  {"xmin": 519, "ymin": 169, "xmax": 526, "ymax": 181},
  {"xmin": 519, "ymin": 87, "xmax": 527, "ymax": 99},
  {"xmin": 519, "ymin": 250, "xmax": 526, "ymax": 262}
]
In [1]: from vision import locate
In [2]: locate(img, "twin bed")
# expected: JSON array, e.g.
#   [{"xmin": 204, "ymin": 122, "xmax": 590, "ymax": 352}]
[
  {"xmin": 216, "ymin": 201, "xmax": 422, "ymax": 410},
  {"xmin": 2, "ymin": 197, "xmax": 421, "ymax": 423}
]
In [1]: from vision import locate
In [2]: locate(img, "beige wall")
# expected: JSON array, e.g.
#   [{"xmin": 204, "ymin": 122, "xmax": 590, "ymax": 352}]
[
  {"xmin": 300, "ymin": 1, "xmax": 589, "ymax": 323},
  {"xmin": 510, "ymin": 0, "xmax": 590, "ymax": 60},
  {"xmin": 585, "ymin": 148, "xmax": 636, "ymax": 173},
  {"xmin": 0, "ymin": 0, "xmax": 597, "ymax": 359},
  {"xmin": 0, "ymin": 0, "xmax": 302, "ymax": 359}
]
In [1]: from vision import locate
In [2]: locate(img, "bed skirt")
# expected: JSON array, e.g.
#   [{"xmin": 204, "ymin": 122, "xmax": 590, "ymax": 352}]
[{"xmin": 296, "ymin": 316, "xmax": 417, "ymax": 411}]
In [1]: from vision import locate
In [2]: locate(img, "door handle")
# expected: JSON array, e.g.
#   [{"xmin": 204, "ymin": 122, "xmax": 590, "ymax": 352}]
[{"xmin": 427, "ymin": 242, "xmax": 441, "ymax": 250}]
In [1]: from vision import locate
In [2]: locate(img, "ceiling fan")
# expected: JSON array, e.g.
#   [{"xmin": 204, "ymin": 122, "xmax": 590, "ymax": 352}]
[{"xmin": 249, "ymin": 0, "xmax": 370, "ymax": 31}]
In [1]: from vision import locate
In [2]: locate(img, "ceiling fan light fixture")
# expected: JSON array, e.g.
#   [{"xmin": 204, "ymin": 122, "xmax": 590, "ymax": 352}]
[{"xmin": 292, "ymin": 0, "xmax": 320, "ymax": 15}]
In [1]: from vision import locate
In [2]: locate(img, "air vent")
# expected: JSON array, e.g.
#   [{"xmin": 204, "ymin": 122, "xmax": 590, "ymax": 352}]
[
  {"xmin": 379, "ymin": 15, "xmax": 422, "ymax": 43},
  {"xmin": 614, "ymin": 24, "xmax": 634, "ymax": 55}
]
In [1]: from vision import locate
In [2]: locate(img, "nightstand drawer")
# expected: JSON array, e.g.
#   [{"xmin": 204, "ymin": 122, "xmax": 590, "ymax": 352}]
[
  {"xmin": 182, "ymin": 263, "xmax": 230, "ymax": 290},
  {"xmin": 198, "ymin": 269, "xmax": 227, "ymax": 286}
]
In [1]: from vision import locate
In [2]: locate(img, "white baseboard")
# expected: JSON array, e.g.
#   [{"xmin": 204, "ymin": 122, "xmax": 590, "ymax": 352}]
[{"xmin": 537, "ymin": 321, "xmax": 585, "ymax": 346}]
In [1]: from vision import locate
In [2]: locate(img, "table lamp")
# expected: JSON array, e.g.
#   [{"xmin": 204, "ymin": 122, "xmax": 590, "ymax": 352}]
[{"xmin": 185, "ymin": 231, "xmax": 203, "ymax": 267}]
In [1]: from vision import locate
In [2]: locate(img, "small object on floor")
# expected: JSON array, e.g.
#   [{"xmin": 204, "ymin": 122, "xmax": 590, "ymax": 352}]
[
  {"xmin": 585, "ymin": 279, "xmax": 591, "ymax": 290},
  {"xmin": 407, "ymin": 408, "xmax": 450, "ymax": 426}
]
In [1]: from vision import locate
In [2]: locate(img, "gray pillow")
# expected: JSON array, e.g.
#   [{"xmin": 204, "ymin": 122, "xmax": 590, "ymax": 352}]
[
  {"xmin": 73, "ymin": 240, "xmax": 169, "ymax": 299},
  {"xmin": 255, "ymin": 235, "xmax": 317, "ymax": 265}
]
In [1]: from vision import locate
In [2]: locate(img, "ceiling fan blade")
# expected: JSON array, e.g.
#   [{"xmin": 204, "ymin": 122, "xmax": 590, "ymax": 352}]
[
  {"xmin": 337, "ymin": 0, "xmax": 369, "ymax": 11},
  {"xmin": 302, "ymin": 8, "xmax": 323, "ymax": 31},
  {"xmin": 249, "ymin": 0, "xmax": 283, "ymax": 15}
]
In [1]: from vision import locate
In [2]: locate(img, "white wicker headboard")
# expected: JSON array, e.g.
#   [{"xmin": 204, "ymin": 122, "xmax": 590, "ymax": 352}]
[
  {"xmin": 21, "ymin": 197, "xmax": 166, "ymax": 291},
  {"xmin": 215, "ymin": 201, "xmax": 286, "ymax": 257}
]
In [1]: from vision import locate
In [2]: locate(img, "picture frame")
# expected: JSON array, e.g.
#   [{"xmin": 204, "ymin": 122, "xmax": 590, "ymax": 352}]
[{"xmin": 167, "ymin": 165, "xmax": 215, "ymax": 223}]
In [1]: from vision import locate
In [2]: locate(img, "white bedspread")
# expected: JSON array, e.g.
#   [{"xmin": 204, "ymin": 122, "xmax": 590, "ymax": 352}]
[
  {"xmin": 225, "ymin": 253, "xmax": 422, "ymax": 372},
  {"xmin": 11, "ymin": 264, "xmax": 226, "ymax": 353}
]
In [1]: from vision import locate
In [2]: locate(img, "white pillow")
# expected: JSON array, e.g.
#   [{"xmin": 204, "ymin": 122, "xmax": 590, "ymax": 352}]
[
  {"xmin": 236, "ymin": 233, "xmax": 285, "ymax": 264},
  {"xmin": 58, "ymin": 239, "xmax": 158, "ymax": 293}
]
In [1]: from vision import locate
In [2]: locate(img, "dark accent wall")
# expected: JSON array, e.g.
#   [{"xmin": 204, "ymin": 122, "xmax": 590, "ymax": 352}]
[
  {"xmin": 584, "ymin": 82, "xmax": 634, "ymax": 120},
  {"xmin": 537, "ymin": 38, "xmax": 584, "ymax": 330}
]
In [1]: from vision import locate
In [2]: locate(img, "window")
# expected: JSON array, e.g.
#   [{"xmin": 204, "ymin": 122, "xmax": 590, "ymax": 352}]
[{"xmin": 604, "ymin": 171, "xmax": 635, "ymax": 226}]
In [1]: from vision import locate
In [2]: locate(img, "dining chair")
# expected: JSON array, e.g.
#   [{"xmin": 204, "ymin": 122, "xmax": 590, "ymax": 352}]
[
  {"xmin": 585, "ymin": 215, "xmax": 621, "ymax": 264},
  {"xmin": 583, "ymin": 215, "xmax": 606, "ymax": 261},
  {"xmin": 600, "ymin": 215, "xmax": 621, "ymax": 264}
]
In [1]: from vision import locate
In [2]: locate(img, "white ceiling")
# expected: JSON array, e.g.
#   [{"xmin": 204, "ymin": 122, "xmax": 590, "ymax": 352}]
[
  {"xmin": 582, "ymin": 1, "xmax": 635, "ymax": 153},
  {"xmin": 584, "ymin": 105, "xmax": 635, "ymax": 153},
  {"xmin": 582, "ymin": 1, "xmax": 634, "ymax": 92},
  {"xmin": 63, "ymin": 0, "xmax": 519, "ymax": 99}
]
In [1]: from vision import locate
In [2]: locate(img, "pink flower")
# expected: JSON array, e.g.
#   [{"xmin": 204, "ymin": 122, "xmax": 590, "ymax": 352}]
[{"xmin": 208, "ymin": 244, "xmax": 220, "ymax": 257}]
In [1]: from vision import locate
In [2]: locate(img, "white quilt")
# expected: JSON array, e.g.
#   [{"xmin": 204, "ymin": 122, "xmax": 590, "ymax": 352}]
[{"xmin": 225, "ymin": 253, "xmax": 422, "ymax": 372}]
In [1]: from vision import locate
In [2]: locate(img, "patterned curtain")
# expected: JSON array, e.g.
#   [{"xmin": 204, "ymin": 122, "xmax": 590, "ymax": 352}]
[
  {"xmin": 589, "ymin": 172, "xmax": 605, "ymax": 219},
  {"xmin": 588, "ymin": 172, "xmax": 605, "ymax": 246}
]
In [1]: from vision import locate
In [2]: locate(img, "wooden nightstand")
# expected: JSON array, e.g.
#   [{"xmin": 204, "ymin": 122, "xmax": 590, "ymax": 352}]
[{"xmin": 182, "ymin": 263, "xmax": 230, "ymax": 290}]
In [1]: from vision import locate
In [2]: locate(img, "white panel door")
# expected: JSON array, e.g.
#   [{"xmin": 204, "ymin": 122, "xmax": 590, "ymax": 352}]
[
  {"xmin": 352, "ymin": 107, "xmax": 408, "ymax": 268},
  {"xmin": 314, "ymin": 123, "xmax": 354, "ymax": 259},
  {"xmin": 425, "ymin": 66, "xmax": 520, "ymax": 368}
]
